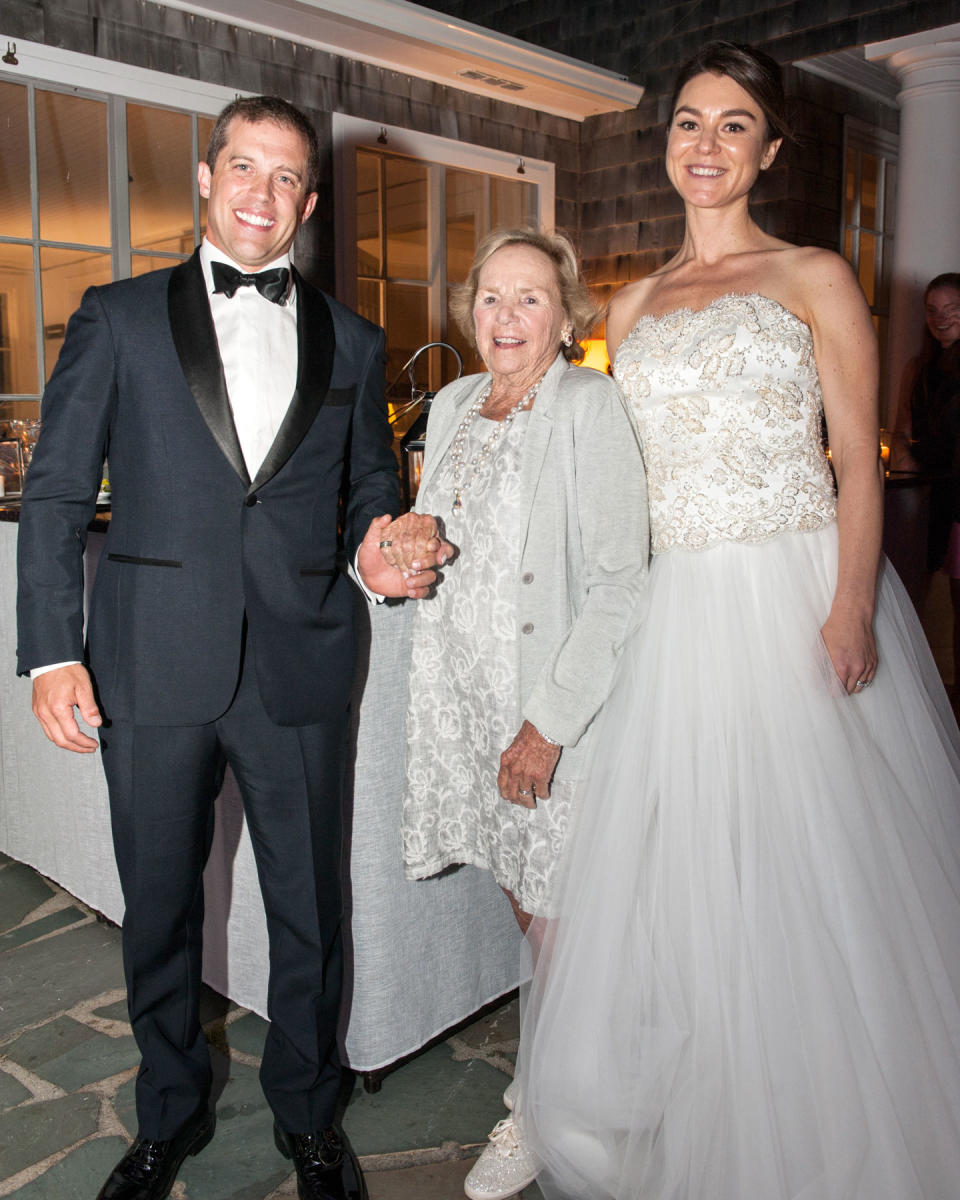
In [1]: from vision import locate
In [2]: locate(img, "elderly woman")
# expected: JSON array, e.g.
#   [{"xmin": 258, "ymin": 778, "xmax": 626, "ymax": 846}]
[{"xmin": 393, "ymin": 226, "xmax": 648, "ymax": 1198}]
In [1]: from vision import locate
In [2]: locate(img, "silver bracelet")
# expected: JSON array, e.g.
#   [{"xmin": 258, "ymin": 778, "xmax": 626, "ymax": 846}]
[{"xmin": 538, "ymin": 728, "xmax": 561, "ymax": 746}]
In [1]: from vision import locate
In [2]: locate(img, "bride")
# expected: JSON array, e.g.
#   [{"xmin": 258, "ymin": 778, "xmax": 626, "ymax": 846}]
[{"xmin": 517, "ymin": 40, "xmax": 960, "ymax": 1200}]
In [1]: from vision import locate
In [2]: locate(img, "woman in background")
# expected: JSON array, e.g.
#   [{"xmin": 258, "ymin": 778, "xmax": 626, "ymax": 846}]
[{"xmin": 895, "ymin": 272, "xmax": 960, "ymax": 692}]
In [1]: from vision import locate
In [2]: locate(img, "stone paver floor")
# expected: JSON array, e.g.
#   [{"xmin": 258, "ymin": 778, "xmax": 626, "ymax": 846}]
[{"xmin": 0, "ymin": 854, "xmax": 542, "ymax": 1199}]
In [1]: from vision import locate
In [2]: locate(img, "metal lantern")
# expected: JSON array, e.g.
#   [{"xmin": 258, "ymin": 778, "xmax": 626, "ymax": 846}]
[{"xmin": 389, "ymin": 341, "xmax": 463, "ymax": 508}]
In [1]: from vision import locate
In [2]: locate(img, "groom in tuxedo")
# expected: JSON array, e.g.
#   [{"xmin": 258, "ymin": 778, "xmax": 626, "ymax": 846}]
[{"xmin": 17, "ymin": 96, "xmax": 445, "ymax": 1200}]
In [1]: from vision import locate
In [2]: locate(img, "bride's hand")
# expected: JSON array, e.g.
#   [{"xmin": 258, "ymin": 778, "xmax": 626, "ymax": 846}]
[{"xmin": 820, "ymin": 607, "xmax": 878, "ymax": 695}]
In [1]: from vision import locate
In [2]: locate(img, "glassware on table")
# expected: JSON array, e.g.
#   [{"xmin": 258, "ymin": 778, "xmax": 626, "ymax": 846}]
[
  {"xmin": 8, "ymin": 418, "xmax": 41, "ymax": 473},
  {"xmin": 0, "ymin": 439, "xmax": 22, "ymax": 496}
]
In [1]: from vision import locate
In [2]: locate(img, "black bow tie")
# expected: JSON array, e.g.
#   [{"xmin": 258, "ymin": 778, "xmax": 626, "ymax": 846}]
[{"xmin": 211, "ymin": 260, "xmax": 290, "ymax": 304}]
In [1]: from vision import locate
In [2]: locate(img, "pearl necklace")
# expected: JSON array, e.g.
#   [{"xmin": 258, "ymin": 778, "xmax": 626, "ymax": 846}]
[{"xmin": 449, "ymin": 378, "xmax": 542, "ymax": 513}]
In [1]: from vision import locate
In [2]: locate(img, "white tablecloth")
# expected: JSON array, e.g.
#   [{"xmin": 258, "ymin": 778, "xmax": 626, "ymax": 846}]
[{"xmin": 0, "ymin": 519, "xmax": 522, "ymax": 1070}]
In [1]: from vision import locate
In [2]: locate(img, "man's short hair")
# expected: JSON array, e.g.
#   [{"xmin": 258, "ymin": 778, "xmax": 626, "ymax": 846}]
[{"xmin": 205, "ymin": 96, "xmax": 321, "ymax": 194}]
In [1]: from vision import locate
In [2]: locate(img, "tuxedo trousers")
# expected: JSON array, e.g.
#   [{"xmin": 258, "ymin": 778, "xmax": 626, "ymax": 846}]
[{"xmin": 99, "ymin": 632, "xmax": 349, "ymax": 1139}]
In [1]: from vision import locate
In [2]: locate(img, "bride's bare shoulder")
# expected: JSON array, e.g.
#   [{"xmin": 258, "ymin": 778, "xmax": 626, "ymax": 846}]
[
  {"xmin": 769, "ymin": 245, "xmax": 864, "ymax": 325},
  {"xmin": 774, "ymin": 242, "xmax": 845, "ymax": 271},
  {"xmin": 606, "ymin": 278, "xmax": 661, "ymax": 358}
]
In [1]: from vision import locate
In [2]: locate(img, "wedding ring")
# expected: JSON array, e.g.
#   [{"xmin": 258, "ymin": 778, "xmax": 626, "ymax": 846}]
[
  {"xmin": 855, "ymin": 679, "xmax": 871, "ymax": 689},
  {"xmin": 379, "ymin": 539, "xmax": 393, "ymax": 548},
  {"xmin": 518, "ymin": 788, "xmax": 530, "ymax": 796}
]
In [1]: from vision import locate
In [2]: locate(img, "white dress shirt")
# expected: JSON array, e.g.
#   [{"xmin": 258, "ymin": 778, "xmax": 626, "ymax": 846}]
[
  {"xmin": 200, "ymin": 238, "xmax": 297, "ymax": 477},
  {"xmin": 201, "ymin": 238, "xmax": 380, "ymax": 604}
]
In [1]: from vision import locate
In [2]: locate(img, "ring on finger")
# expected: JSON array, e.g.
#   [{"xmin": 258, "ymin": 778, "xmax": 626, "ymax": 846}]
[
  {"xmin": 518, "ymin": 788, "xmax": 530, "ymax": 797},
  {"xmin": 855, "ymin": 678, "xmax": 872, "ymax": 690},
  {"xmin": 379, "ymin": 539, "xmax": 393, "ymax": 548}
]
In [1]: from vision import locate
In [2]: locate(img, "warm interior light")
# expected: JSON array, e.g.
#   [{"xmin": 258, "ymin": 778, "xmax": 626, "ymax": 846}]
[{"xmin": 578, "ymin": 338, "xmax": 611, "ymax": 374}]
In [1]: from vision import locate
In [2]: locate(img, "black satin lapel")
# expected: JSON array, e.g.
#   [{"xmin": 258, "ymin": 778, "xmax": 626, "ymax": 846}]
[
  {"xmin": 167, "ymin": 252, "xmax": 249, "ymax": 485},
  {"xmin": 249, "ymin": 271, "xmax": 335, "ymax": 493}
]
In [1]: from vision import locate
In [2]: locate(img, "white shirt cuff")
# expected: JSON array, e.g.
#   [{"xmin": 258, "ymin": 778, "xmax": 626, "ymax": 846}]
[
  {"xmin": 353, "ymin": 550, "xmax": 386, "ymax": 604},
  {"xmin": 31, "ymin": 660, "xmax": 81, "ymax": 678}
]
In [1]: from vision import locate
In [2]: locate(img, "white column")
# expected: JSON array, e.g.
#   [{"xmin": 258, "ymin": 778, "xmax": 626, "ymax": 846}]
[{"xmin": 866, "ymin": 27, "xmax": 960, "ymax": 422}]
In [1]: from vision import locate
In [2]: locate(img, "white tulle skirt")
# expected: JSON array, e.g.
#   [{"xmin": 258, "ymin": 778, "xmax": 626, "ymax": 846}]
[{"xmin": 518, "ymin": 522, "xmax": 960, "ymax": 1200}]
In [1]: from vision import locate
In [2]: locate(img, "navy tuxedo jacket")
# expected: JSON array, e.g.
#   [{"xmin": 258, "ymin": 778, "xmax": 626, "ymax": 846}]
[{"xmin": 16, "ymin": 251, "xmax": 402, "ymax": 727}]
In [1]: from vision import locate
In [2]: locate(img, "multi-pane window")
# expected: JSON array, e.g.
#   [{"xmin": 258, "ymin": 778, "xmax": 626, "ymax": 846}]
[
  {"xmin": 335, "ymin": 116, "xmax": 553, "ymax": 402},
  {"xmin": 128, "ymin": 104, "xmax": 214, "ymax": 274},
  {"xmin": 841, "ymin": 118, "xmax": 897, "ymax": 402},
  {"xmin": 0, "ymin": 75, "xmax": 213, "ymax": 416},
  {"xmin": 356, "ymin": 148, "xmax": 535, "ymax": 390}
]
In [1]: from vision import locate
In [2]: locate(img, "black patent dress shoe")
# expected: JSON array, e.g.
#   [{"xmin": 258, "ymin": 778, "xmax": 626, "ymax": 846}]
[
  {"xmin": 96, "ymin": 1108, "xmax": 215, "ymax": 1200},
  {"xmin": 274, "ymin": 1122, "xmax": 368, "ymax": 1200}
]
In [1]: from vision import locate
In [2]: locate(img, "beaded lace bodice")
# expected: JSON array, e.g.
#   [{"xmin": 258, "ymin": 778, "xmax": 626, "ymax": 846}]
[{"xmin": 615, "ymin": 293, "xmax": 837, "ymax": 554}]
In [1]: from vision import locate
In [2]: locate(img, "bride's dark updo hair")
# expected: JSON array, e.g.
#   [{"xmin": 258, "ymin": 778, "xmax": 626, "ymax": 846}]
[{"xmin": 669, "ymin": 41, "xmax": 792, "ymax": 143}]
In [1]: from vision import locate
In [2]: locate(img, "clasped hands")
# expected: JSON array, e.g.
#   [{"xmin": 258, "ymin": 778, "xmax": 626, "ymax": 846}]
[{"xmin": 357, "ymin": 512, "xmax": 454, "ymax": 600}]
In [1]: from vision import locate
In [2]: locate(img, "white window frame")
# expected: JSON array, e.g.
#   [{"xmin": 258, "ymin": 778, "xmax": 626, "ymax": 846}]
[
  {"xmin": 841, "ymin": 117, "xmax": 897, "ymax": 281},
  {"xmin": 0, "ymin": 38, "xmax": 241, "ymax": 114},
  {"xmin": 0, "ymin": 40, "xmax": 243, "ymax": 400},
  {"xmin": 332, "ymin": 113, "xmax": 555, "ymax": 309},
  {"xmin": 841, "ymin": 116, "xmax": 898, "ymax": 411}
]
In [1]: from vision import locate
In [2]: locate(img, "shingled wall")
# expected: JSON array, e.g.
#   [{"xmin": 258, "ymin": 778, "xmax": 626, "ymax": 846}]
[
  {"xmin": 573, "ymin": 63, "xmax": 901, "ymax": 311},
  {"xmin": 1, "ymin": 0, "xmax": 583, "ymax": 294},
  {"xmin": 2, "ymin": 0, "xmax": 946, "ymax": 307},
  {"xmin": 417, "ymin": 0, "xmax": 948, "ymax": 307}
]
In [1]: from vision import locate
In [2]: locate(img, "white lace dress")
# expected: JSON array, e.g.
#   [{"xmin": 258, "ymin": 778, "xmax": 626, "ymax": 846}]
[
  {"xmin": 519, "ymin": 294, "xmax": 960, "ymax": 1199},
  {"xmin": 402, "ymin": 412, "xmax": 574, "ymax": 916}
]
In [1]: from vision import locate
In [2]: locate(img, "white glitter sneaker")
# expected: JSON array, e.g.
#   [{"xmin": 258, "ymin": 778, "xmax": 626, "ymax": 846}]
[
  {"xmin": 464, "ymin": 1115, "xmax": 540, "ymax": 1200},
  {"xmin": 503, "ymin": 1077, "xmax": 518, "ymax": 1111}
]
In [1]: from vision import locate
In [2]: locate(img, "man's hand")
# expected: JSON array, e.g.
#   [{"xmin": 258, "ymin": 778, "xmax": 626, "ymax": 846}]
[
  {"xmin": 357, "ymin": 514, "xmax": 449, "ymax": 599},
  {"xmin": 498, "ymin": 720, "xmax": 562, "ymax": 809},
  {"xmin": 32, "ymin": 664, "xmax": 101, "ymax": 753}
]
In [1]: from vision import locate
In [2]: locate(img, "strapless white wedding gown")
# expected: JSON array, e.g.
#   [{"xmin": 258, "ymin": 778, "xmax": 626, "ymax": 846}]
[{"xmin": 519, "ymin": 294, "xmax": 960, "ymax": 1200}]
